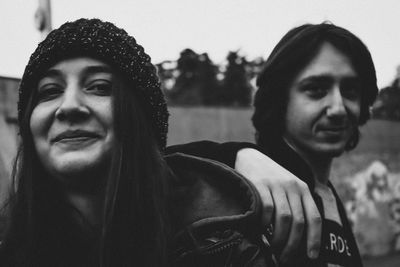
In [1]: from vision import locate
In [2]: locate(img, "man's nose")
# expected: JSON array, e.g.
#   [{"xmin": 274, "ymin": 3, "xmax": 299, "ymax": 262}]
[
  {"xmin": 326, "ymin": 87, "xmax": 346, "ymax": 118},
  {"xmin": 55, "ymin": 86, "xmax": 89, "ymax": 121}
]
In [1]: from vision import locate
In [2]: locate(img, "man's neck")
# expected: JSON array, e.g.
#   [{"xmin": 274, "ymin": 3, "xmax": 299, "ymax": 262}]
[
  {"xmin": 284, "ymin": 138, "xmax": 332, "ymax": 185},
  {"xmin": 307, "ymin": 157, "xmax": 332, "ymax": 185}
]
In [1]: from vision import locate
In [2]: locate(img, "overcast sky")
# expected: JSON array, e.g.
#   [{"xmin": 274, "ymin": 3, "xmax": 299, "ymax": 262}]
[{"xmin": 0, "ymin": 0, "xmax": 399, "ymax": 88}]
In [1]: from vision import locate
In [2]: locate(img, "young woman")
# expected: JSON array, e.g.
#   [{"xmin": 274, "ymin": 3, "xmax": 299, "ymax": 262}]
[{"xmin": 0, "ymin": 18, "xmax": 274, "ymax": 266}]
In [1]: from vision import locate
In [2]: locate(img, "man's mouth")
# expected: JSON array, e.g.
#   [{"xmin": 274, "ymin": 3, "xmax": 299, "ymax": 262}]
[
  {"xmin": 316, "ymin": 124, "xmax": 350, "ymax": 137},
  {"xmin": 320, "ymin": 126, "xmax": 347, "ymax": 132}
]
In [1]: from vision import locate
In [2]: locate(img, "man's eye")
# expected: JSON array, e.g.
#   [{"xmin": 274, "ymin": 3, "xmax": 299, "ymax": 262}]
[
  {"xmin": 341, "ymin": 83, "xmax": 361, "ymax": 100},
  {"xmin": 85, "ymin": 82, "xmax": 112, "ymax": 96},
  {"xmin": 302, "ymin": 83, "xmax": 327, "ymax": 98},
  {"xmin": 36, "ymin": 85, "xmax": 63, "ymax": 103}
]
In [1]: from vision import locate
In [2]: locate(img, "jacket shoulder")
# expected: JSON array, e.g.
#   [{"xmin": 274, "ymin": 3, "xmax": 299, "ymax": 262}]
[
  {"xmin": 165, "ymin": 152, "xmax": 261, "ymax": 231},
  {"xmin": 165, "ymin": 153, "xmax": 276, "ymax": 266}
]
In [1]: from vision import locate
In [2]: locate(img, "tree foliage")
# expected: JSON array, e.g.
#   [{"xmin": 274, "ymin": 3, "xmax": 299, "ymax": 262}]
[
  {"xmin": 373, "ymin": 78, "xmax": 400, "ymax": 121},
  {"xmin": 157, "ymin": 49, "xmax": 262, "ymax": 106},
  {"xmin": 219, "ymin": 52, "xmax": 252, "ymax": 106}
]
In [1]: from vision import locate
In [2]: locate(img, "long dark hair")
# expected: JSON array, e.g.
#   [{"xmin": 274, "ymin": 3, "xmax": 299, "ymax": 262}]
[
  {"xmin": 253, "ymin": 22, "xmax": 379, "ymax": 151},
  {"xmin": 1, "ymin": 73, "xmax": 169, "ymax": 266}
]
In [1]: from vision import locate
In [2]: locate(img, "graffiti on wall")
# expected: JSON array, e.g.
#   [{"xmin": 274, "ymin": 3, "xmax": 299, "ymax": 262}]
[{"xmin": 344, "ymin": 161, "xmax": 400, "ymax": 256}]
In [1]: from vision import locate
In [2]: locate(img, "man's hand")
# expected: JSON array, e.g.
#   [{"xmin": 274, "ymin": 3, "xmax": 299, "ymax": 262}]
[{"xmin": 235, "ymin": 148, "xmax": 322, "ymax": 264}]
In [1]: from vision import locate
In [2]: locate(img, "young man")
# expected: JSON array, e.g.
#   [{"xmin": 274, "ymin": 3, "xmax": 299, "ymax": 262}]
[{"xmin": 168, "ymin": 22, "xmax": 378, "ymax": 266}]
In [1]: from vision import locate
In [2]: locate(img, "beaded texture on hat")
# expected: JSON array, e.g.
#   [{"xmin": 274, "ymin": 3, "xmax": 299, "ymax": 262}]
[{"xmin": 18, "ymin": 18, "xmax": 169, "ymax": 148}]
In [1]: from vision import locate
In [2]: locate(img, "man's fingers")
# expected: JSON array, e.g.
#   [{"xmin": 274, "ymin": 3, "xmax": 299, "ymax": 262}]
[
  {"xmin": 256, "ymin": 183, "xmax": 274, "ymax": 226},
  {"xmin": 302, "ymin": 190, "xmax": 322, "ymax": 259},
  {"xmin": 271, "ymin": 188, "xmax": 292, "ymax": 252},
  {"xmin": 279, "ymin": 193, "xmax": 305, "ymax": 263},
  {"xmin": 234, "ymin": 148, "xmax": 321, "ymax": 259}
]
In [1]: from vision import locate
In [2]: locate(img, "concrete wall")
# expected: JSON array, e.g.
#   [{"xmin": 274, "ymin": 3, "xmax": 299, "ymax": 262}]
[
  {"xmin": 168, "ymin": 106, "xmax": 255, "ymax": 145},
  {"xmin": 0, "ymin": 76, "xmax": 19, "ymax": 204}
]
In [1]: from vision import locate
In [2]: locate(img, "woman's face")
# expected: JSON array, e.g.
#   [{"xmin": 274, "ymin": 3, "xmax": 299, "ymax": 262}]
[{"xmin": 30, "ymin": 57, "xmax": 116, "ymax": 182}]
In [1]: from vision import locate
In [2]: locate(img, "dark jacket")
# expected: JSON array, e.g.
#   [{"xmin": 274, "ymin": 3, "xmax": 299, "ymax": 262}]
[
  {"xmin": 166, "ymin": 153, "xmax": 276, "ymax": 266},
  {"xmin": 167, "ymin": 141, "xmax": 363, "ymax": 267}
]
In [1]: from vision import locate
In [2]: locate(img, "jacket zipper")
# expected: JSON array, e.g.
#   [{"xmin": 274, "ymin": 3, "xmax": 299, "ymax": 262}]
[{"xmin": 202, "ymin": 238, "xmax": 242, "ymax": 255}]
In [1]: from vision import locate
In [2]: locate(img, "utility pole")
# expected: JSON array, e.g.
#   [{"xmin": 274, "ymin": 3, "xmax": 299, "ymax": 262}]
[{"xmin": 34, "ymin": 0, "xmax": 52, "ymax": 40}]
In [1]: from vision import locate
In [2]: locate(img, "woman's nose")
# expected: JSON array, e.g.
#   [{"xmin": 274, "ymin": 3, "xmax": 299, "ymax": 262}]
[{"xmin": 55, "ymin": 86, "xmax": 89, "ymax": 122}]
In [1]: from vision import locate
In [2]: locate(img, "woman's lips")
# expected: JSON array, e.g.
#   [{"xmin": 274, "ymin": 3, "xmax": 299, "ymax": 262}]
[
  {"xmin": 52, "ymin": 130, "xmax": 101, "ymax": 143},
  {"xmin": 56, "ymin": 136, "xmax": 97, "ymax": 143}
]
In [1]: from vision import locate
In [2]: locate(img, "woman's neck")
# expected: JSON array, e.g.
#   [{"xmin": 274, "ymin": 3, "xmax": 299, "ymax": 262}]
[{"xmin": 66, "ymin": 191, "xmax": 104, "ymax": 227}]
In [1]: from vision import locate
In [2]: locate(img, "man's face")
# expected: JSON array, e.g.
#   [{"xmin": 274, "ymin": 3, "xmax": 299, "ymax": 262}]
[{"xmin": 283, "ymin": 42, "xmax": 361, "ymax": 159}]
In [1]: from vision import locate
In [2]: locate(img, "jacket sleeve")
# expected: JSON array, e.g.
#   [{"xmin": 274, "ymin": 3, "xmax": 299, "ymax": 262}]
[{"xmin": 166, "ymin": 141, "xmax": 258, "ymax": 168}]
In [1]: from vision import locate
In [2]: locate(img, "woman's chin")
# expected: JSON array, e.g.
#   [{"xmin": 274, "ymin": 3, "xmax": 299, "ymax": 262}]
[{"xmin": 43, "ymin": 155, "xmax": 109, "ymax": 191}]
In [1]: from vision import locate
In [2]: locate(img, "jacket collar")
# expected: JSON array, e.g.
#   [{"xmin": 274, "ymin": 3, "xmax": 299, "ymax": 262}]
[{"xmin": 165, "ymin": 152, "xmax": 263, "ymax": 245}]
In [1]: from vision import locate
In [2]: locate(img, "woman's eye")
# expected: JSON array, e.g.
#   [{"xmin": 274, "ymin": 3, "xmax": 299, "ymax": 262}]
[
  {"xmin": 85, "ymin": 82, "xmax": 112, "ymax": 96},
  {"xmin": 36, "ymin": 85, "xmax": 63, "ymax": 103}
]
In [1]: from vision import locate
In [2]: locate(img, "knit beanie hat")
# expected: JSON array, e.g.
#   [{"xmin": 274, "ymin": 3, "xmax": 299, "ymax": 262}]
[{"xmin": 18, "ymin": 18, "xmax": 169, "ymax": 148}]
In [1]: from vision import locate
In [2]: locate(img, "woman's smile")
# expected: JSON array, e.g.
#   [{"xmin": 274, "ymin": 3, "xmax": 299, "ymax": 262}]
[{"xmin": 52, "ymin": 129, "xmax": 102, "ymax": 147}]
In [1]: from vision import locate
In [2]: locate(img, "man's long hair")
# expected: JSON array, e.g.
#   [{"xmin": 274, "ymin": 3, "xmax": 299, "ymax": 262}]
[
  {"xmin": 253, "ymin": 23, "xmax": 379, "ymax": 151},
  {"xmin": 1, "ymin": 79, "xmax": 170, "ymax": 266}
]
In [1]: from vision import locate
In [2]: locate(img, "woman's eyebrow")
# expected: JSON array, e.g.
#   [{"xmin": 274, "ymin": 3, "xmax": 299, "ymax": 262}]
[
  {"xmin": 39, "ymin": 65, "xmax": 113, "ymax": 83},
  {"xmin": 40, "ymin": 68, "xmax": 63, "ymax": 80},
  {"xmin": 82, "ymin": 65, "xmax": 113, "ymax": 77}
]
